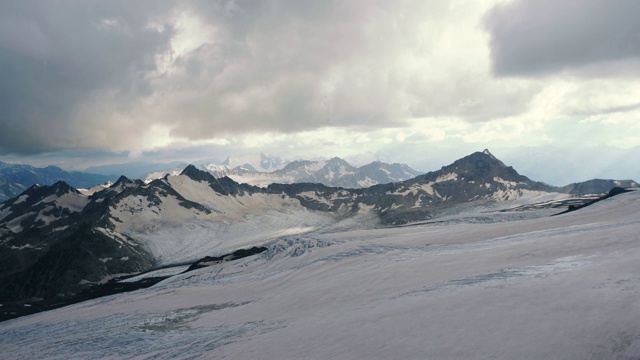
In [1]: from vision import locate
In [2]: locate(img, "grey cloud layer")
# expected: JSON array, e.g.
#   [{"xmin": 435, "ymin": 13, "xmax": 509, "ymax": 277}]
[
  {"xmin": 0, "ymin": 0, "xmax": 588, "ymax": 155},
  {"xmin": 485, "ymin": 0, "xmax": 640, "ymax": 77},
  {"xmin": 0, "ymin": 0, "xmax": 174, "ymax": 154}
]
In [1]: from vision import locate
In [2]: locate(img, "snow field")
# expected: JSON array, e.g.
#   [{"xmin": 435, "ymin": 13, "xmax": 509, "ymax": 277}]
[
  {"xmin": 1, "ymin": 190, "xmax": 639, "ymax": 359},
  {"xmin": 110, "ymin": 175, "xmax": 349, "ymax": 264}
]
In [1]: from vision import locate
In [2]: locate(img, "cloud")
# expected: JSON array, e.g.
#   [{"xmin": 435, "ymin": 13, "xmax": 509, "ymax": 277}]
[
  {"xmin": 484, "ymin": 0, "xmax": 640, "ymax": 77},
  {"xmin": 8, "ymin": 0, "xmax": 636, "ymax": 174},
  {"xmin": 0, "ymin": 0, "xmax": 537, "ymax": 156},
  {"xmin": 0, "ymin": 0, "xmax": 174, "ymax": 154}
]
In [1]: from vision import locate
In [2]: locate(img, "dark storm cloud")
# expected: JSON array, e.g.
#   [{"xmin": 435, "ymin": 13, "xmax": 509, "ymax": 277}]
[
  {"xmin": 0, "ymin": 0, "xmax": 174, "ymax": 155},
  {"xmin": 0, "ymin": 0, "xmax": 407, "ymax": 154},
  {"xmin": 484, "ymin": 0, "xmax": 640, "ymax": 77},
  {"xmin": 0, "ymin": 0, "xmax": 536, "ymax": 156}
]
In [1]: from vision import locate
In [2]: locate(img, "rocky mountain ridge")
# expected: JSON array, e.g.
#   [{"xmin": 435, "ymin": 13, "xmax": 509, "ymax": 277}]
[{"xmin": 144, "ymin": 156, "xmax": 422, "ymax": 188}]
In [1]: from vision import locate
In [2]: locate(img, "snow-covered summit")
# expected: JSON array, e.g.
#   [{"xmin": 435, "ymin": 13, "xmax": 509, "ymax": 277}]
[
  {"xmin": 143, "ymin": 156, "xmax": 422, "ymax": 188},
  {"xmin": 220, "ymin": 153, "xmax": 288, "ymax": 173}
]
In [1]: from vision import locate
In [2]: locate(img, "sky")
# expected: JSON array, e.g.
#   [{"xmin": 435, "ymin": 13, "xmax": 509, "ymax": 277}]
[{"xmin": 1, "ymin": 0, "xmax": 639, "ymax": 185}]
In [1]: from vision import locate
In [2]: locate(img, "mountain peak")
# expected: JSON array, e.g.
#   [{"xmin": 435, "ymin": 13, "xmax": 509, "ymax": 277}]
[
  {"xmin": 181, "ymin": 164, "xmax": 199, "ymax": 175},
  {"xmin": 220, "ymin": 153, "xmax": 287, "ymax": 172},
  {"xmin": 50, "ymin": 180, "xmax": 75, "ymax": 193},
  {"xmin": 326, "ymin": 157, "xmax": 355, "ymax": 167},
  {"xmin": 414, "ymin": 150, "xmax": 523, "ymax": 185},
  {"xmin": 181, "ymin": 164, "xmax": 214, "ymax": 182},
  {"xmin": 113, "ymin": 175, "xmax": 131, "ymax": 186}
]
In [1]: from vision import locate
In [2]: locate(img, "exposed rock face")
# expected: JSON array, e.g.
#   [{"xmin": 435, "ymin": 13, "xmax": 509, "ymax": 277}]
[
  {"xmin": 561, "ymin": 179, "xmax": 639, "ymax": 195},
  {"xmin": 0, "ymin": 181, "xmax": 154, "ymax": 302},
  {"xmin": 352, "ymin": 150, "xmax": 558, "ymax": 224},
  {"xmin": 180, "ymin": 165, "xmax": 256, "ymax": 196}
]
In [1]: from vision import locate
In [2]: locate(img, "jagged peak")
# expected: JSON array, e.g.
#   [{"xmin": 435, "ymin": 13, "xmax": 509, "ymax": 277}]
[
  {"xmin": 453, "ymin": 150, "xmax": 505, "ymax": 165},
  {"xmin": 51, "ymin": 180, "xmax": 73, "ymax": 189},
  {"xmin": 181, "ymin": 164, "xmax": 218, "ymax": 183},
  {"xmin": 113, "ymin": 175, "xmax": 132, "ymax": 186},
  {"xmin": 14, "ymin": 180, "xmax": 78, "ymax": 203},
  {"xmin": 106, "ymin": 175, "xmax": 146, "ymax": 192},
  {"xmin": 326, "ymin": 157, "xmax": 356, "ymax": 168},
  {"xmin": 27, "ymin": 183, "xmax": 41, "ymax": 191},
  {"xmin": 180, "ymin": 164, "xmax": 200, "ymax": 175},
  {"xmin": 280, "ymin": 159, "xmax": 314, "ymax": 171},
  {"xmin": 51, "ymin": 180, "xmax": 82, "ymax": 196}
]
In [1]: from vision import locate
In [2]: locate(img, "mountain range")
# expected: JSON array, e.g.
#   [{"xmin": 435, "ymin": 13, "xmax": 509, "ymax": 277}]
[
  {"xmin": 0, "ymin": 161, "xmax": 116, "ymax": 203},
  {"xmin": 144, "ymin": 155, "xmax": 423, "ymax": 188},
  {"xmin": 87, "ymin": 154, "xmax": 289, "ymax": 180},
  {"xmin": 0, "ymin": 150, "xmax": 637, "ymax": 319},
  {"xmin": 0, "ymin": 154, "xmax": 420, "ymax": 204}
]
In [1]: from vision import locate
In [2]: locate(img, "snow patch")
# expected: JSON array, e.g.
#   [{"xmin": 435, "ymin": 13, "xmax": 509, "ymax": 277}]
[
  {"xmin": 358, "ymin": 177, "xmax": 377, "ymax": 188},
  {"xmin": 10, "ymin": 243, "xmax": 38, "ymax": 250},
  {"xmin": 13, "ymin": 195, "xmax": 29, "ymax": 204},
  {"xmin": 493, "ymin": 177, "xmax": 526, "ymax": 189},
  {"xmin": 78, "ymin": 182, "xmax": 113, "ymax": 195},
  {"xmin": 0, "ymin": 207, "xmax": 13, "ymax": 222},
  {"xmin": 436, "ymin": 172, "xmax": 458, "ymax": 183},
  {"xmin": 5, "ymin": 212, "xmax": 36, "ymax": 233}
]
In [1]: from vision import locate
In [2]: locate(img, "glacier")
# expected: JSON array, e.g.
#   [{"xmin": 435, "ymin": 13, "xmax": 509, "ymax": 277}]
[{"xmin": 1, "ymin": 189, "xmax": 639, "ymax": 359}]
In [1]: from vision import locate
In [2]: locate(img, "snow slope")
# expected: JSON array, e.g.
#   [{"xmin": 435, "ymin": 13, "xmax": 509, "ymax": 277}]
[
  {"xmin": 107, "ymin": 174, "xmax": 345, "ymax": 265},
  {"xmin": 2, "ymin": 189, "xmax": 639, "ymax": 358}
]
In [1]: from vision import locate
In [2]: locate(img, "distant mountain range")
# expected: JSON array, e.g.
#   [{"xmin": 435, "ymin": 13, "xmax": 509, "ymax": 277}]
[
  {"xmin": 85, "ymin": 154, "xmax": 288, "ymax": 180},
  {"xmin": 0, "ymin": 161, "xmax": 116, "ymax": 203},
  {"xmin": 84, "ymin": 161, "xmax": 186, "ymax": 179},
  {"xmin": 218, "ymin": 153, "xmax": 289, "ymax": 172},
  {"xmin": 1, "ymin": 149, "xmax": 637, "ymax": 314},
  {"xmin": 144, "ymin": 155, "xmax": 423, "ymax": 188}
]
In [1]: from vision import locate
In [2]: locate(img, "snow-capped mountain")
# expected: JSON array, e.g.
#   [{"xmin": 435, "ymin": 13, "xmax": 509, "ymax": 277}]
[
  {"xmin": 266, "ymin": 157, "xmax": 422, "ymax": 188},
  {"xmin": 142, "ymin": 163, "xmax": 190, "ymax": 183},
  {"xmin": 219, "ymin": 153, "xmax": 288, "ymax": 172},
  {"xmin": 0, "ymin": 161, "xmax": 116, "ymax": 203},
  {"xmin": 142, "ymin": 153, "xmax": 288, "ymax": 184},
  {"xmin": 144, "ymin": 156, "xmax": 423, "ymax": 188},
  {"xmin": 1, "ymin": 150, "xmax": 637, "ymax": 318}
]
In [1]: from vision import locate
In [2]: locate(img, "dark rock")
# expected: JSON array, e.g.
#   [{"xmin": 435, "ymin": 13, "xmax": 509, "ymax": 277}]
[{"xmin": 184, "ymin": 246, "xmax": 268, "ymax": 272}]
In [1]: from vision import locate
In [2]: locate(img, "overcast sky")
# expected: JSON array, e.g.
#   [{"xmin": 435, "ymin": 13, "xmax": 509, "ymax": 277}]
[{"xmin": 1, "ymin": 0, "xmax": 639, "ymax": 185}]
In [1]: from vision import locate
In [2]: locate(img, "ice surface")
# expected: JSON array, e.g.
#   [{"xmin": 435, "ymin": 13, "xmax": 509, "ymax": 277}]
[
  {"xmin": 2, "ymin": 190, "xmax": 640, "ymax": 359},
  {"xmin": 106, "ymin": 175, "xmax": 345, "ymax": 264}
]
